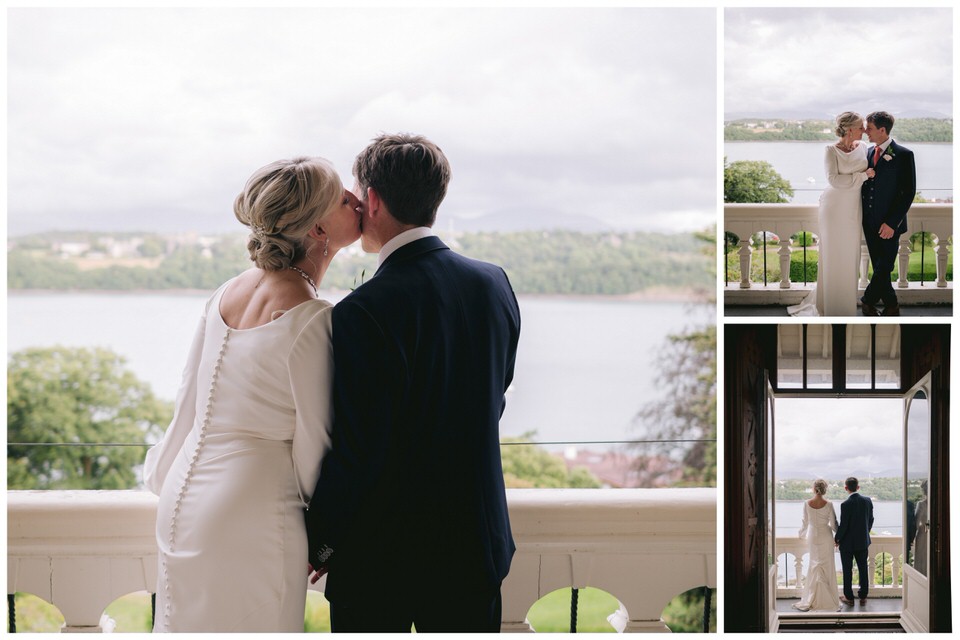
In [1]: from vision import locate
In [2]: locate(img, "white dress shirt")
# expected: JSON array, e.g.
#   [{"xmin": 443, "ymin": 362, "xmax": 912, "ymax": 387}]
[{"xmin": 377, "ymin": 227, "xmax": 435, "ymax": 268}]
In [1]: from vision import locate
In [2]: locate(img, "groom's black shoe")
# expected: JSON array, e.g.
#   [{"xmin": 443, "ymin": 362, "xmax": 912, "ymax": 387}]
[
  {"xmin": 860, "ymin": 299, "xmax": 880, "ymax": 316},
  {"xmin": 881, "ymin": 304, "xmax": 900, "ymax": 316}
]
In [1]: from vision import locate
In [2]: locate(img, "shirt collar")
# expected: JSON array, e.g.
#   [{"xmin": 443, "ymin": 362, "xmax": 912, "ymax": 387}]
[
  {"xmin": 378, "ymin": 227, "xmax": 435, "ymax": 267},
  {"xmin": 877, "ymin": 138, "xmax": 893, "ymax": 153}
]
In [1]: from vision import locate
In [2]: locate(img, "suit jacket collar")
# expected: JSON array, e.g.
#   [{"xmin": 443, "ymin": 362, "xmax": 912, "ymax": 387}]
[{"xmin": 375, "ymin": 235, "xmax": 449, "ymax": 275}]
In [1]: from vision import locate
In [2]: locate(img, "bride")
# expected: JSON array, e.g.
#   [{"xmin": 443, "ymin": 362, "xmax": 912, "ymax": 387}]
[
  {"xmin": 788, "ymin": 112, "xmax": 875, "ymax": 316},
  {"xmin": 143, "ymin": 157, "xmax": 361, "ymax": 631},
  {"xmin": 792, "ymin": 479, "xmax": 841, "ymax": 611}
]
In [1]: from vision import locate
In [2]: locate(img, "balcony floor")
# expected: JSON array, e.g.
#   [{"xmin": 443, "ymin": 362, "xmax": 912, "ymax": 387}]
[
  {"xmin": 725, "ymin": 305, "xmax": 952, "ymax": 317},
  {"xmin": 776, "ymin": 597, "xmax": 902, "ymax": 614}
]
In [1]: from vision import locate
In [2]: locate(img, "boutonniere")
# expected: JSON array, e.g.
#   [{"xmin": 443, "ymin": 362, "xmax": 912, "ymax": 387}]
[{"xmin": 883, "ymin": 147, "xmax": 896, "ymax": 161}]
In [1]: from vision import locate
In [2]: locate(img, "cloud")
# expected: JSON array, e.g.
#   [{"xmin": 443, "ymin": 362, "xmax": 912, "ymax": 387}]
[
  {"xmin": 724, "ymin": 8, "xmax": 952, "ymax": 117},
  {"xmin": 9, "ymin": 7, "xmax": 717, "ymax": 235},
  {"xmin": 776, "ymin": 398, "xmax": 902, "ymax": 478}
]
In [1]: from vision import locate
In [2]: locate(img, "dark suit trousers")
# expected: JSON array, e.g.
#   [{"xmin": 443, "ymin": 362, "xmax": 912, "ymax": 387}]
[
  {"xmin": 862, "ymin": 231, "xmax": 901, "ymax": 307},
  {"xmin": 330, "ymin": 588, "xmax": 503, "ymax": 633},
  {"xmin": 840, "ymin": 548, "xmax": 870, "ymax": 600}
]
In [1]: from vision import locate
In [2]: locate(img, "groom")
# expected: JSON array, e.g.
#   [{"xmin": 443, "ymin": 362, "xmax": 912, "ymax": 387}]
[
  {"xmin": 305, "ymin": 133, "xmax": 521, "ymax": 632},
  {"xmin": 835, "ymin": 477, "xmax": 874, "ymax": 606},
  {"xmin": 860, "ymin": 111, "xmax": 916, "ymax": 317}
]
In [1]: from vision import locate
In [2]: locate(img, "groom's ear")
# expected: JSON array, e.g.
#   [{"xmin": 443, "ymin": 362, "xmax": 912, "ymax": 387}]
[{"xmin": 366, "ymin": 187, "xmax": 383, "ymax": 218}]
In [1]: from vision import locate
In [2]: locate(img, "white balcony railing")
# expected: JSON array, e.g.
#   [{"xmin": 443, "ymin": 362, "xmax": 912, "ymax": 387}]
[
  {"xmin": 724, "ymin": 203, "xmax": 953, "ymax": 306},
  {"xmin": 775, "ymin": 534, "xmax": 904, "ymax": 599},
  {"xmin": 7, "ymin": 488, "xmax": 716, "ymax": 633}
]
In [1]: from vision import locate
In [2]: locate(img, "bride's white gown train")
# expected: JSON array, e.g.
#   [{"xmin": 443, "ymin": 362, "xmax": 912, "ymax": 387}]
[
  {"xmin": 788, "ymin": 144, "xmax": 868, "ymax": 317},
  {"xmin": 793, "ymin": 500, "xmax": 841, "ymax": 612}
]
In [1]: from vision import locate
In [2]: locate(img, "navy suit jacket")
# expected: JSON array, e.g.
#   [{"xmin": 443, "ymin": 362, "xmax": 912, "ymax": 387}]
[
  {"xmin": 835, "ymin": 491, "xmax": 874, "ymax": 552},
  {"xmin": 861, "ymin": 139, "xmax": 916, "ymax": 234},
  {"xmin": 305, "ymin": 235, "xmax": 520, "ymax": 603}
]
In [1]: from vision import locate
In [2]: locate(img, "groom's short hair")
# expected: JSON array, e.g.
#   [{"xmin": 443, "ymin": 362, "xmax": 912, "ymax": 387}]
[
  {"xmin": 845, "ymin": 477, "xmax": 859, "ymax": 492},
  {"xmin": 353, "ymin": 133, "xmax": 451, "ymax": 228},
  {"xmin": 867, "ymin": 111, "xmax": 895, "ymax": 134}
]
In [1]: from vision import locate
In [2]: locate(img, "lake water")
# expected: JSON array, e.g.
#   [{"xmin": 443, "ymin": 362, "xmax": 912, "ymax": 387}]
[
  {"xmin": 725, "ymin": 141, "xmax": 953, "ymax": 204},
  {"xmin": 7, "ymin": 293, "xmax": 706, "ymax": 449},
  {"xmin": 777, "ymin": 499, "xmax": 902, "ymax": 537}
]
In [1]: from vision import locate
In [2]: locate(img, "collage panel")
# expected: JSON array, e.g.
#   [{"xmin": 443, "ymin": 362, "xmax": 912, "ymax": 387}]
[
  {"xmin": 724, "ymin": 323, "xmax": 951, "ymax": 633},
  {"xmin": 723, "ymin": 7, "xmax": 952, "ymax": 318},
  {"xmin": 6, "ymin": 6, "xmax": 720, "ymax": 635}
]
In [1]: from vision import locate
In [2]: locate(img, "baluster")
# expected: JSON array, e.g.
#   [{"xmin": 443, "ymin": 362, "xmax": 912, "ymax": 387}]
[
  {"xmin": 867, "ymin": 554, "xmax": 876, "ymax": 587},
  {"xmin": 897, "ymin": 235, "xmax": 911, "ymax": 288},
  {"xmin": 778, "ymin": 238, "xmax": 792, "ymax": 289},
  {"xmin": 569, "ymin": 588, "xmax": 579, "ymax": 633},
  {"xmin": 793, "ymin": 554, "xmax": 804, "ymax": 589},
  {"xmin": 892, "ymin": 553, "xmax": 901, "ymax": 588},
  {"xmin": 935, "ymin": 236, "xmax": 949, "ymax": 287},
  {"xmin": 738, "ymin": 240, "xmax": 753, "ymax": 289}
]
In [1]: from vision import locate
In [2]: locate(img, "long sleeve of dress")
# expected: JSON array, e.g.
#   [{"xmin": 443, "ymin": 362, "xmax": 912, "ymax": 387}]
[
  {"xmin": 798, "ymin": 503, "xmax": 809, "ymax": 539},
  {"xmin": 829, "ymin": 503, "xmax": 838, "ymax": 535},
  {"xmin": 824, "ymin": 145, "xmax": 868, "ymax": 189},
  {"xmin": 143, "ymin": 300, "xmax": 210, "ymax": 495},
  {"xmin": 287, "ymin": 304, "xmax": 335, "ymax": 506}
]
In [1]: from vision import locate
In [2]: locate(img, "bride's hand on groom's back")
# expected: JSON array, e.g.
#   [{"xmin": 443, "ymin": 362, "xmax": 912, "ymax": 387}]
[{"xmin": 307, "ymin": 562, "xmax": 329, "ymax": 584}]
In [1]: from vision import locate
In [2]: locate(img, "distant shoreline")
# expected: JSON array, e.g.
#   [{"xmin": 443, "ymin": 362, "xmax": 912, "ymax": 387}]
[{"xmin": 8, "ymin": 287, "xmax": 709, "ymax": 303}]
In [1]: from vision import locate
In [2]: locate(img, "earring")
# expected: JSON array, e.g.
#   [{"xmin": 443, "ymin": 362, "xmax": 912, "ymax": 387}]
[{"xmin": 323, "ymin": 238, "xmax": 329, "ymax": 257}]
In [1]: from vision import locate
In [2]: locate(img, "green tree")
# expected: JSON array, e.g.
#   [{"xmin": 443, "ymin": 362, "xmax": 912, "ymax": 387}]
[
  {"xmin": 138, "ymin": 235, "xmax": 166, "ymax": 257},
  {"xmin": 635, "ymin": 228, "xmax": 716, "ymax": 486},
  {"xmin": 500, "ymin": 433, "xmax": 601, "ymax": 488},
  {"xmin": 7, "ymin": 347, "xmax": 172, "ymax": 489},
  {"xmin": 724, "ymin": 158, "xmax": 794, "ymax": 203}
]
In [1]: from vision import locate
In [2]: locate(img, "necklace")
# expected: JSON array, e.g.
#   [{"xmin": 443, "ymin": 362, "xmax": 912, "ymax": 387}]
[{"xmin": 287, "ymin": 265, "xmax": 318, "ymax": 294}]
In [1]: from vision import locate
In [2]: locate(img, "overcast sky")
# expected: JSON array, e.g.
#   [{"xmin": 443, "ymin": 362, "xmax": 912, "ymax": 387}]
[
  {"xmin": 8, "ymin": 7, "xmax": 717, "ymax": 237},
  {"xmin": 725, "ymin": 7, "xmax": 953, "ymax": 119},
  {"xmin": 776, "ymin": 398, "xmax": 904, "ymax": 481}
]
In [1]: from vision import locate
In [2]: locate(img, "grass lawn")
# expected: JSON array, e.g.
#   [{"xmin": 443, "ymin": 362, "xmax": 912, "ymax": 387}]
[{"xmin": 9, "ymin": 587, "xmax": 716, "ymax": 633}]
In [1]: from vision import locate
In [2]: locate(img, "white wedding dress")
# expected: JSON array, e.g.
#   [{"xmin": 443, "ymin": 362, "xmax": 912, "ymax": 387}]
[
  {"xmin": 143, "ymin": 279, "xmax": 334, "ymax": 632},
  {"xmin": 788, "ymin": 143, "xmax": 868, "ymax": 316},
  {"xmin": 793, "ymin": 500, "xmax": 841, "ymax": 611}
]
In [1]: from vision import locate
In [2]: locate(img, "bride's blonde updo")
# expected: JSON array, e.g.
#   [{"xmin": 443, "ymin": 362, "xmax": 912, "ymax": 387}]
[
  {"xmin": 233, "ymin": 157, "xmax": 343, "ymax": 271},
  {"xmin": 813, "ymin": 479, "xmax": 828, "ymax": 496},
  {"xmin": 834, "ymin": 111, "xmax": 863, "ymax": 138}
]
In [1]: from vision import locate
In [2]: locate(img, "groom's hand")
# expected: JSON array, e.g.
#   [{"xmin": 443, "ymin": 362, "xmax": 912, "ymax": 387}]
[{"xmin": 878, "ymin": 223, "xmax": 895, "ymax": 239}]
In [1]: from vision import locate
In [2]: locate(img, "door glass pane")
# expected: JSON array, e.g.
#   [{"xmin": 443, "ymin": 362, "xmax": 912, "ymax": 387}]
[
  {"xmin": 806, "ymin": 325, "xmax": 832, "ymax": 389},
  {"xmin": 875, "ymin": 325, "xmax": 901, "ymax": 389},
  {"xmin": 845, "ymin": 325, "xmax": 873, "ymax": 389},
  {"xmin": 777, "ymin": 325, "xmax": 803, "ymax": 389},
  {"xmin": 906, "ymin": 389, "xmax": 929, "ymax": 576}
]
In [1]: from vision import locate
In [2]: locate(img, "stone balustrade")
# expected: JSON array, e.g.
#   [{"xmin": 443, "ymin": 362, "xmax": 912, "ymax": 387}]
[
  {"xmin": 775, "ymin": 534, "xmax": 904, "ymax": 599},
  {"xmin": 7, "ymin": 488, "xmax": 716, "ymax": 633},
  {"xmin": 724, "ymin": 203, "xmax": 952, "ymax": 306}
]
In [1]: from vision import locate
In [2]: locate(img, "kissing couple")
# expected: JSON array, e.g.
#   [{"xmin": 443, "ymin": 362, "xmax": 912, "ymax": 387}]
[
  {"xmin": 789, "ymin": 110, "xmax": 917, "ymax": 317},
  {"xmin": 144, "ymin": 133, "xmax": 521, "ymax": 632},
  {"xmin": 793, "ymin": 477, "xmax": 875, "ymax": 611}
]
